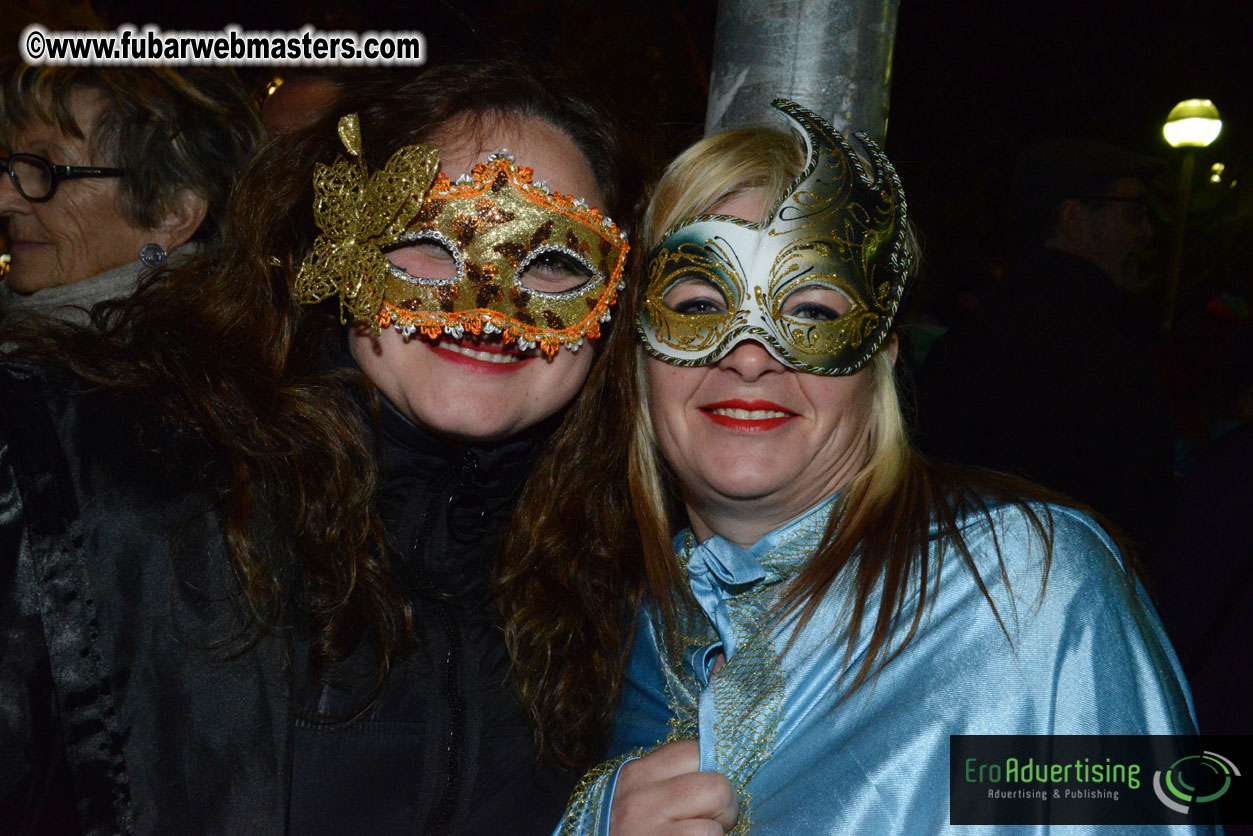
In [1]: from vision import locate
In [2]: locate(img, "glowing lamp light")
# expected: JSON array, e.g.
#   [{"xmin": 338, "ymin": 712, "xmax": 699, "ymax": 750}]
[{"xmin": 1163, "ymin": 99, "xmax": 1222, "ymax": 148}]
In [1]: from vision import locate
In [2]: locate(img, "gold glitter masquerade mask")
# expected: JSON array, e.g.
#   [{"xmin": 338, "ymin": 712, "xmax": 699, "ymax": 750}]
[
  {"xmin": 639, "ymin": 99, "xmax": 911, "ymax": 375},
  {"xmin": 296, "ymin": 114, "xmax": 628, "ymax": 354}
]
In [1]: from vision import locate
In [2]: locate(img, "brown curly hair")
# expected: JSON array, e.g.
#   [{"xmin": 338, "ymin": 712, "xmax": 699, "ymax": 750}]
[{"xmin": 2, "ymin": 57, "xmax": 629, "ymax": 711}]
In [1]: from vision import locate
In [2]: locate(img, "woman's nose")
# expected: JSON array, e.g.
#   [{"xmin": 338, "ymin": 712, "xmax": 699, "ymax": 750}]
[{"xmin": 715, "ymin": 338, "xmax": 787, "ymax": 382}]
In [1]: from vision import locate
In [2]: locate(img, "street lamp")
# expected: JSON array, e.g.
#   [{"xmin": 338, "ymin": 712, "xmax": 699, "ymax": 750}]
[
  {"xmin": 1163, "ymin": 99, "xmax": 1223, "ymax": 148},
  {"xmin": 1161, "ymin": 99, "xmax": 1222, "ymax": 331}
]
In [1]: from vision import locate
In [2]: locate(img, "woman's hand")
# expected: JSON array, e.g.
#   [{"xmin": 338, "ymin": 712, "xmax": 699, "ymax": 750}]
[{"xmin": 609, "ymin": 739, "xmax": 738, "ymax": 836}]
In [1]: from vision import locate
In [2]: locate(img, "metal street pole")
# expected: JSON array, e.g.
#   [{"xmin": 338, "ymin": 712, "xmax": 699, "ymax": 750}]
[
  {"xmin": 1160, "ymin": 99, "xmax": 1222, "ymax": 332},
  {"xmin": 1161, "ymin": 148, "xmax": 1195, "ymax": 333}
]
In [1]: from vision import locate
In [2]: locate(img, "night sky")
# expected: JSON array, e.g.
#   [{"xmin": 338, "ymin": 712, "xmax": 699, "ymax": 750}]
[{"xmin": 20, "ymin": 1, "xmax": 1247, "ymax": 152}]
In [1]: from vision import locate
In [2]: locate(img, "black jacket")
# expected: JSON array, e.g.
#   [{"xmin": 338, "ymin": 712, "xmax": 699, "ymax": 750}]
[
  {"xmin": 0, "ymin": 361, "xmax": 572, "ymax": 835},
  {"xmin": 916, "ymin": 247, "xmax": 1174, "ymax": 552}
]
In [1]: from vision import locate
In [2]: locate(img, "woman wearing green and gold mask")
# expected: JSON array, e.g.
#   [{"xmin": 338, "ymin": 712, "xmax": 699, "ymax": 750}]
[{"xmin": 505, "ymin": 102, "xmax": 1206, "ymax": 836}]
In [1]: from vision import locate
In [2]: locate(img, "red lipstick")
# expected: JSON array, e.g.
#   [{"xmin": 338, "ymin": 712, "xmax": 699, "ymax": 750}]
[
  {"xmin": 425, "ymin": 335, "xmax": 538, "ymax": 375},
  {"xmin": 698, "ymin": 399, "xmax": 798, "ymax": 431}
]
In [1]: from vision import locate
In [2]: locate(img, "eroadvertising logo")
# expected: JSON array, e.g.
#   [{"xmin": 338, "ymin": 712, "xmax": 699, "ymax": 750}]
[
  {"xmin": 950, "ymin": 735, "xmax": 1251, "ymax": 826},
  {"xmin": 1153, "ymin": 751, "xmax": 1240, "ymax": 814}
]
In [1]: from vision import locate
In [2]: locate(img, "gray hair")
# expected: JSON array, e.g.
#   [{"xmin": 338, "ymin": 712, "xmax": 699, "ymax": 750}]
[{"xmin": 0, "ymin": 62, "xmax": 265, "ymax": 240}]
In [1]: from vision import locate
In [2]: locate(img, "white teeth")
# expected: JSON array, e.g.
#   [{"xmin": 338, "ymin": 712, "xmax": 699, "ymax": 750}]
[
  {"xmin": 438, "ymin": 339, "xmax": 521, "ymax": 363},
  {"xmin": 710, "ymin": 408, "xmax": 790, "ymax": 420}
]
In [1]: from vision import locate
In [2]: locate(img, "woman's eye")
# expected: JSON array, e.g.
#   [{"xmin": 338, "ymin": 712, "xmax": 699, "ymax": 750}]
[
  {"xmin": 518, "ymin": 251, "xmax": 594, "ymax": 294},
  {"xmin": 385, "ymin": 240, "xmax": 458, "ymax": 281},
  {"xmin": 788, "ymin": 302, "xmax": 840, "ymax": 321},
  {"xmin": 662, "ymin": 276, "xmax": 730, "ymax": 315},
  {"xmin": 781, "ymin": 284, "xmax": 849, "ymax": 322},
  {"xmin": 673, "ymin": 298, "xmax": 724, "ymax": 315}
]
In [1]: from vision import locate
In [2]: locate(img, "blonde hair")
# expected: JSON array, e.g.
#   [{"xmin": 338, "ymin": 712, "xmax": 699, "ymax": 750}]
[
  {"xmin": 627, "ymin": 123, "xmax": 1078, "ymax": 695},
  {"xmin": 639, "ymin": 123, "xmax": 914, "ymax": 495},
  {"xmin": 643, "ymin": 127, "xmax": 806, "ymax": 245},
  {"xmin": 499, "ymin": 121, "xmax": 1100, "ymax": 764}
]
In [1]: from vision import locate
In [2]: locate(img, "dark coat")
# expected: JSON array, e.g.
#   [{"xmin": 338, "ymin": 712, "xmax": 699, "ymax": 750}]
[
  {"xmin": 0, "ymin": 361, "xmax": 571, "ymax": 835},
  {"xmin": 1151, "ymin": 421, "xmax": 1253, "ymax": 735},
  {"xmin": 915, "ymin": 247, "xmax": 1175, "ymax": 553}
]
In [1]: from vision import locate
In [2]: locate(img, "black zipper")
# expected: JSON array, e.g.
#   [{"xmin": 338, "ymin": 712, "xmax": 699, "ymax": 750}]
[{"xmin": 412, "ymin": 451, "xmax": 478, "ymax": 835}]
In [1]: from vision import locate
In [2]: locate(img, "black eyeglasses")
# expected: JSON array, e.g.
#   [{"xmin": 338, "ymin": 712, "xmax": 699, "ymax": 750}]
[{"xmin": 1, "ymin": 153, "xmax": 124, "ymax": 202}]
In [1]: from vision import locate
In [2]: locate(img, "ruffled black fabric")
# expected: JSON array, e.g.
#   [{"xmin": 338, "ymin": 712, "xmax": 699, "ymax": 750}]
[
  {"xmin": 288, "ymin": 397, "xmax": 571, "ymax": 835},
  {"xmin": 0, "ymin": 360, "xmax": 571, "ymax": 835}
]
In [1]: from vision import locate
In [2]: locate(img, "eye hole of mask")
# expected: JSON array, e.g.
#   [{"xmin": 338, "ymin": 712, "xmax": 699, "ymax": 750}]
[
  {"xmin": 662, "ymin": 275, "xmax": 731, "ymax": 315},
  {"xmin": 779, "ymin": 283, "xmax": 850, "ymax": 322},
  {"xmin": 517, "ymin": 246, "xmax": 598, "ymax": 296},
  {"xmin": 384, "ymin": 233, "xmax": 461, "ymax": 284}
]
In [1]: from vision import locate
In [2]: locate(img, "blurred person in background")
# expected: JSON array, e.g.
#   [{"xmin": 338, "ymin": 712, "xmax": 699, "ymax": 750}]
[{"xmin": 917, "ymin": 139, "xmax": 1173, "ymax": 556}]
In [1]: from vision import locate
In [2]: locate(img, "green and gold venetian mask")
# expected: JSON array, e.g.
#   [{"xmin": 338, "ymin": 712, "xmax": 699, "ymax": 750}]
[{"xmin": 639, "ymin": 99, "xmax": 911, "ymax": 375}]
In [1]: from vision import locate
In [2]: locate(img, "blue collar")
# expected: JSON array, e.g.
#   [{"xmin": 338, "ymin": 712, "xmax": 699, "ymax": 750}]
[
  {"xmin": 676, "ymin": 495, "xmax": 838, "ymax": 658},
  {"xmin": 677, "ymin": 494, "xmax": 839, "ymax": 587}
]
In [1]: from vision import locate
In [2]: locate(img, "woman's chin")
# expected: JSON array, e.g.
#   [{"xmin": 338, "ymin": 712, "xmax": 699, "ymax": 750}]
[
  {"xmin": 693, "ymin": 474, "xmax": 797, "ymax": 508},
  {"xmin": 4, "ymin": 251, "xmax": 63, "ymax": 293}
]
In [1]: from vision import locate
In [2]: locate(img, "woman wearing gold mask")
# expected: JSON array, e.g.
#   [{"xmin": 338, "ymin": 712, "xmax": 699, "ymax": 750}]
[
  {"xmin": 504, "ymin": 102, "xmax": 1207, "ymax": 835},
  {"xmin": 0, "ymin": 60, "xmax": 629, "ymax": 835}
]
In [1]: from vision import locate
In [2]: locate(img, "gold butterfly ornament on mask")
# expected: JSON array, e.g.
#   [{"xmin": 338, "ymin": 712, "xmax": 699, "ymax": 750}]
[
  {"xmin": 295, "ymin": 113, "xmax": 628, "ymax": 355},
  {"xmin": 639, "ymin": 99, "xmax": 912, "ymax": 375}
]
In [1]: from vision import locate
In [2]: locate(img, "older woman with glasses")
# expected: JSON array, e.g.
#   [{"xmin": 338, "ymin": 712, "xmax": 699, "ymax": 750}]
[
  {"xmin": 0, "ymin": 63, "xmax": 263, "ymax": 325},
  {"xmin": 501, "ymin": 102, "xmax": 1206, "ymax": 835}
]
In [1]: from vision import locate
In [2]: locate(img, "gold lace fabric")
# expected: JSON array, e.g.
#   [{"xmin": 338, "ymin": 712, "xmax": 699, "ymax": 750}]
[
  {"xmin": 559, "ymin": 510, "xmax": 829, "ymax": 835},
  {"xmin": 294, "ymin": 114, "xmax": 439, "ymax": 326},
  {"xmin": 378, "ymin": 156, "xmax": 627, "ymax": 354}
]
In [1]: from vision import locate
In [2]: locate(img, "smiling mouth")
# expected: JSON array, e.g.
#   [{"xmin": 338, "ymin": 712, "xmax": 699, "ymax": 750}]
[
  {"xmin": 707, "ymin": 406, "xmax": 791, "ymax": 420},
  {"xmin": 423, "ymin": 334, "xmax": 543, "ymax": 371},
  {"xmin": 699, "ymin": 399, "xmax": 798, "ymax": 430},
  {"xmin": 435, "ymin": 337, "xmax": 526, "ymax": 364}
]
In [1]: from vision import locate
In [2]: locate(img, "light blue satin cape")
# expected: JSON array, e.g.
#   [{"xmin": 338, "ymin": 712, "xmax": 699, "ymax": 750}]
[{"xmin": 554, "ymin": 498, "xmax": 1209, "ymax": 835}]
